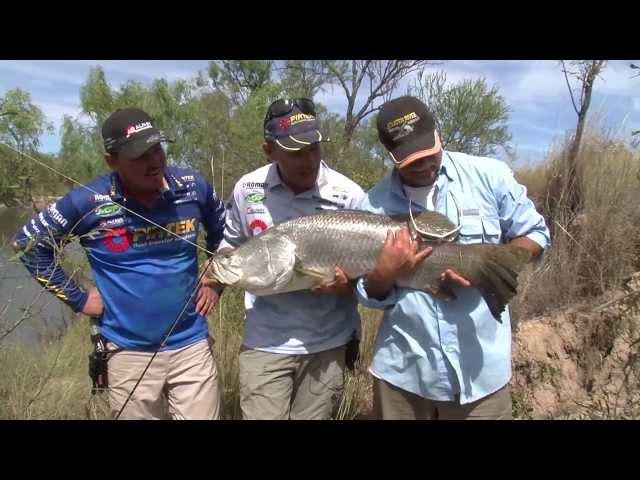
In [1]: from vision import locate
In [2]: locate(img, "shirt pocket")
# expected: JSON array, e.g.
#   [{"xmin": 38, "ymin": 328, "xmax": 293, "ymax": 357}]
[
  {"xmin": 458, "ymin": 216, "xmax": 502, "ymax": 244},
  {"xmin": 458, "ymin": 216, "xmax": 484, "ymax": 245},
  {"xmin": 481, "ymin": 216, "xmax": 502, "ymax": 244}
]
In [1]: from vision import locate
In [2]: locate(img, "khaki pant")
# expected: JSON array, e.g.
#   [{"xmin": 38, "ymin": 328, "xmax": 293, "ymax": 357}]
[
  {"xmin": 239, "ymin": 345, "xmax": 346, "ymax": 420},
  {"xmin": 106, "ymin": 338, "xmax": 221, "ymax": 420},
  {"xmin": 373, "ymin": 378, "xmax": 512, "ymax": 420}
]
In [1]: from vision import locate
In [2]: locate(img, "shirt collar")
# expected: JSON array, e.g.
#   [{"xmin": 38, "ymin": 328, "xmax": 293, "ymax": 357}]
[
  {"xmin": 390, "ymin": 151, "xmax": 451, "ymax": 193},
  {"xmin": 265, "ymin": 160, "xmax": 330, "ymax": 193},
  {"xmin": 109, "ymin": 169, "xmax": 186, "ymax": 204}
]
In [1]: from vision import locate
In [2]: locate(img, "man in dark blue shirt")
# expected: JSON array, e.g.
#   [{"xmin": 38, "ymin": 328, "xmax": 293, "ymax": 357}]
[{"xmin": 13, "ymin": 108, "xmax": 226, "ymax": 419}]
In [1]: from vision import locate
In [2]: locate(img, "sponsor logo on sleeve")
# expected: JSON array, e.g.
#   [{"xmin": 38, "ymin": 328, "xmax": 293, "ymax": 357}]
[
  {"xmin": 93, "ymin": 194, "xmax": 112, "ymax": 202},
  {"xmin": 245, "ymin": 193, "xmax": 266, "ymax": 203},
  {"xmin": 47, "ymin": 203, "xmax": 69, "ymax": 227},
  {"xmin": 248, "ymin": 219, "xmax": 268, "ymax": 236},
  {"xmin": 242, "ymin": 182, "xmax": 268, "ymax": 189}
]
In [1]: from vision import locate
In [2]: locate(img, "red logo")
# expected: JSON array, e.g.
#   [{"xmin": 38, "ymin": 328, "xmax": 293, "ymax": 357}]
[
  {"xmin": 248, "ymin": 219, "xmax": 268, "ymax": 236},
  {"xmin": 125, "ymin": 125, "xmax": 136, "ymax": 138},
  {"xmin": 277, "ymin": 117, "xmax": 291, "ymax": 130},
  {"xmin": 103, "ymin": 227, "xmax": 132, "ymax": 253}
]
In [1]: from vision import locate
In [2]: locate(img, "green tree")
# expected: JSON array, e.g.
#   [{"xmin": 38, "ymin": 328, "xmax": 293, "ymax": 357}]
[
  {"xmin": 57, "ymin": 115, "xmax": 106, "ymax": 186},
  {"xmin": 409, "ymin": 70, "xmax": 512, "ymax": 157},
  {"xmin": 208, "ymin": 60, "xmax": 273, "ymax": 106},
  {"xmin": 0, "ymin": 89, "xmax": 52, "ymax": 206},
  {"xmin": 277, "ymin": 60, "xmax": 333, "ymax": 99},
  {"xmin": 77, "ymin": 66, "xmax": 217, "ymax": 174}
]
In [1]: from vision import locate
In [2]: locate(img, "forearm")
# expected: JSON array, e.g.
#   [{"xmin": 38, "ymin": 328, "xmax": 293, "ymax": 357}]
[
  {"xmin": 355, "ymin": 277, "xmax": 398, "ymax": 309},
  {"xmin": 508, "ymin": 236, "xmax": 543, "ymax": 260},
  {"xmin": 19, "ymin": 245, "xmax": 88, "ymax": 312},
  {"xmin": 364, "ymin": 269, "xmax": 397, "ymax": 301}
]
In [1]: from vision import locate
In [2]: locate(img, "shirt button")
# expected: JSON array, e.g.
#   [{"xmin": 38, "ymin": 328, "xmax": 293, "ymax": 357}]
[{"xmin": 445, "ymin": 346, "xmax": 456, "ymax": 353}]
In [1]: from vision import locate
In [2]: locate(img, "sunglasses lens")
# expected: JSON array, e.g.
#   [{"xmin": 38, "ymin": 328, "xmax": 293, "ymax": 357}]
[
  {"xmin": 296, "ymin": 98, "xmax": 315, "ymax": 115},
  {"xmin": 264, "ymin": 98, "xmax": 316, "ymax": 128},
  {"xmin": 268, "ymin": 99, "xmax": 291, "ymax": 118}
]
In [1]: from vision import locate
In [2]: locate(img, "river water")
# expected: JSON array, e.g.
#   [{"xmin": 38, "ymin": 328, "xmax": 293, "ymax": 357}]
[{"xmin": 0, "ymin": 206, "xmax": 77, "ymax": 346}]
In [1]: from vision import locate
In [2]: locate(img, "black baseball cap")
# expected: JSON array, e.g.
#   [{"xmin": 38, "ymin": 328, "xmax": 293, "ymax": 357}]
[
  {"xmin": 376, "ymin": 96, "xmax": 441, "ymax": 168},
  {"xmin": 102, "ymin": 107, "xmax": 169, "ymax": 161},
  {"xmin": 263, "ymin": 98, "xmax": 326, "ymax": 151}
]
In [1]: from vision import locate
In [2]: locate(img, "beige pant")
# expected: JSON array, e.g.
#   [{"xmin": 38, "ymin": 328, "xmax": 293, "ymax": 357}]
[
  {"xmin": 373, "ymin": 378, "xmax": 512, "ymax": 420},
  {"xmin": 239, "ymin": 345, "xmax": 346, "ymax": 420},
  {"xmin": 106, "ymin": 338, "xmax": 221, "ymax": 420}
]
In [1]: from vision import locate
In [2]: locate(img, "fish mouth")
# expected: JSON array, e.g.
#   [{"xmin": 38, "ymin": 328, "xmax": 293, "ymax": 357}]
[{"xmin": 208, "ymin": 258, "xmax": 241, "ymax": 286}]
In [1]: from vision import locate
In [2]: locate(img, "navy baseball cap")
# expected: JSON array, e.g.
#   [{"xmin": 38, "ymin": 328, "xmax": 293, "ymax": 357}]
[
  {"xmin": 263, "ymin": 98, "xmax": 327, "ymax": 151},
  {"xmin": 102, "ymin": 107, "xmax": 170, "ymax": 161}
]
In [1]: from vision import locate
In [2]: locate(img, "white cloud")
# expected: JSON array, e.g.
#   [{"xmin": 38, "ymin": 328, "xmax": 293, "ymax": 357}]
[
  {"xmin": 509, "ymin": 117, "xmax": 566, "ymax": 137},
  {"xmin": 506, "ymin": 61, "xmax": 566, "ymax": 103},
  {"xmin": 37, "ymin": 100, "xmax": 82, "ymax": 125},
  {"xmin": 597, "ymin": 60, "xmax": 640, "ymax": 96}
]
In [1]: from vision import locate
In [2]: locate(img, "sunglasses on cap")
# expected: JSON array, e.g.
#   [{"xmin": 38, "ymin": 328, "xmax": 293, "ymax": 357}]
[{"xmin": 264, "ymin": 98, "xmax": 316, "ymax": 126}]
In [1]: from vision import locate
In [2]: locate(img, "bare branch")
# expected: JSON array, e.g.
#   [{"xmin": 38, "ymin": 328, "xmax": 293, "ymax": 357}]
[
  {"xmin": 324, "ymin": 61, "xmax": 351, "ymax": 99},
  {"xmin": 352, "ymin": 60, "xmax": 372, "ymax": 99},
  {"xmin": 561, "ymin": 60, "xmax": 581, "ymax": 116}
]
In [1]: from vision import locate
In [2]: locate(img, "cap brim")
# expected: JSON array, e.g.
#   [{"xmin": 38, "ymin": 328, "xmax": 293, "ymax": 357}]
[
  {"xmin": 390, "ymin": 130, "xmax": 442, "ymax": 168},
  {"xmin": 274, "ymin": 129, "xmax": 324, "ymax": 151},
  {"xmin": 118, "ymin": 129, "xmax": 169, "ymax": 161}
]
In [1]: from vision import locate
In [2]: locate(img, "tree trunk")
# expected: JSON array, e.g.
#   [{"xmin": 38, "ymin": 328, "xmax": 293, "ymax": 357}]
[
  {"xmin": 565, "ymin": 66, "xmax": 596, "ymax": 219},
  {"xmin": 552, "ymin": 60, "xmax": 605, "ymax": 228}
]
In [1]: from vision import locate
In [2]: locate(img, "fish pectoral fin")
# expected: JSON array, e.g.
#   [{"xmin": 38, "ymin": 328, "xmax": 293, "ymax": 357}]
[{"xmin": 293, "ymin": 259, "xmax": 334, "ymax": 283}]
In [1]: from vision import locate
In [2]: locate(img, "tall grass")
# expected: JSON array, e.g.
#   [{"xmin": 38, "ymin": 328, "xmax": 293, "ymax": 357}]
[
  {"xmin": 0, "ymin": 290, "xmax": 383, "ymax": 420},
  {"xmin": 511, "ymin": 125, "xmax": 640, "ymax": 322},
  {"xmin": 0, "ymin": 318, "xmax": 110, "ymax": 419}
]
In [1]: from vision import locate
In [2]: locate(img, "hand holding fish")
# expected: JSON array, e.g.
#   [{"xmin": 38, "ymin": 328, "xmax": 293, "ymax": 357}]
[
  {"xmin": 365, "ymin": 226, "xmax": 433, "ymax": 300},
  {"xmin": 195, "ymin": 283, "xmax": 220, "ymax": 316},
  {"xmin": 440, "ymin": 269, "xmax": 472, "ymax": 288},
  {"xmin": 82, "ymin": 287, "xmax": 104, "ymax": 317}
]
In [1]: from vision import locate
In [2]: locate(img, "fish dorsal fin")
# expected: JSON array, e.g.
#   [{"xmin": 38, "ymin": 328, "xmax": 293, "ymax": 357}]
[{"xmin": 389, "ymin": 210, "xmax": 460, "ymax": 242}]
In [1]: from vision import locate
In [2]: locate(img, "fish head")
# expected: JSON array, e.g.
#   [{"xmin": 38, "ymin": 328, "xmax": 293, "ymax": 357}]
[
  {"xmin": 207, "ymin": 249, "xmax": 245, "ymax": 286},
  {"xmin": 207, "ymin": 234, "xmax": 297, "ymax": 292}
]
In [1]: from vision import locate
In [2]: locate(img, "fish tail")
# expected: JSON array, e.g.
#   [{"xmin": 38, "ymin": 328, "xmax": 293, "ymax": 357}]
[{"xmin": 464, "ymin": 244, "xmax": 532, "ymax": 321}]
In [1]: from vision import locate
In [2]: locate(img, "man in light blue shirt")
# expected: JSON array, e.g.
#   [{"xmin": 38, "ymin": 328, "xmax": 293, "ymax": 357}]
[{"xmin": 356, "ymin": 96, "xmax": 550, "ymax": 419}]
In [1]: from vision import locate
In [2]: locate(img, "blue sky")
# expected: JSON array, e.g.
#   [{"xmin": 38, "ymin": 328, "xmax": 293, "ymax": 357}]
[{"xmin": 0, "ymin": 60, "xmax": 638, "ymax": 165}]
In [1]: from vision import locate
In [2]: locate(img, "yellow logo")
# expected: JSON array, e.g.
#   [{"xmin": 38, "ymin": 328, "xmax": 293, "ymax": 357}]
[
  {"xmin": 289, "ymin": 113, "xmax": 315, "ymax": 125},
  {"xmin": 387, "ymin": 112, "xmax": 418, "ymax": 130},
  {"xmin": 132, "ymin": 218, "xmax": 196, "ymax": 243}
]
